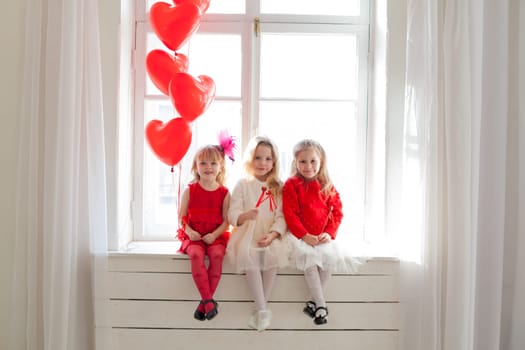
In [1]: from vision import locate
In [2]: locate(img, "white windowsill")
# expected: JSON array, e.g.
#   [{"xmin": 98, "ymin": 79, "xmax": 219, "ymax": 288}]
[
  {"xmin": 109, "ymin": 241, "xmax": 182, "ymax": 257},
  {"xmin": 108, "ymin": 240, "xmax": 399, "ymax": 262}
]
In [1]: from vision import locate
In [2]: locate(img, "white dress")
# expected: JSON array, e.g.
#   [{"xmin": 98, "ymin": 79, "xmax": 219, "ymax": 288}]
[{"xmin": 226, "ymin": 178, "xmax": 289, "ymax": 273}]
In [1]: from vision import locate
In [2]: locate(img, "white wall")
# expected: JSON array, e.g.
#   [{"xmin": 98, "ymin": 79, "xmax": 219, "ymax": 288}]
[{"xmin": 0, "ymin": 1, "xmax": 25, "ymax": 349}]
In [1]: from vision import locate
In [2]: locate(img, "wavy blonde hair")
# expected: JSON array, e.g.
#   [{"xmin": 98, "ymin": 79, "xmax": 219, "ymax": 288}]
[
  {"xmin": 243, "ymin": 136, "xmax": 282, "ymax": 197},
  {"xmin": 190, "ymin": 145, "xmax": 227, "ymax": 185},
  {"xmin": 291, "ymin": 139, "xmax": 334, "ymax": 195}
]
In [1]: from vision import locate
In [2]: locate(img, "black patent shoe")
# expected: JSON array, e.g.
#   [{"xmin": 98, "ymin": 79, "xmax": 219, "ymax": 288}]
[
  {"xmin": 193, "ymin": 300, "xmax": 206, "ymax": 321},
  {"xmin": 303, "ymin": 300, "xmax": 316, "ymax": 318},
  {"xmin": 204, "ymin": 299, "xmax": 218, "ymax": 320},
  {"xmin": 313, "ymin": 306, "xmax": 328, "ymax": 325}
]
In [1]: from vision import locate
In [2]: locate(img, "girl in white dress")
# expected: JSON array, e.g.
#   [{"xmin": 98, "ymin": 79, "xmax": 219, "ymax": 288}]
[{"xmin": 227, "ymin": 136, "xmax": 288, "ymax": 331}]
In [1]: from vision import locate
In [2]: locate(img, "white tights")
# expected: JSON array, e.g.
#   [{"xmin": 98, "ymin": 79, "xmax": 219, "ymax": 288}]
[
  {"xmin": 304, "ymin": 266, "xmax": 332, "ymax": 308},
  {"xmin": 245, "ymin": 267, "xmax": 278, "ymax": 311}
]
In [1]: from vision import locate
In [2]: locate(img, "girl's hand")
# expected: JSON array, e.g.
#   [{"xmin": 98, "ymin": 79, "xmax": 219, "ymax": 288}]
[
  {"xmin": 244, "ymin": 208, "xmax": 259, "ymax": 221},
  {"xmin": 318, "ymin": 233, "xmax": 331, "ymax": 244},
  {"xmin": 257, "ymin": 231, "xmax": 279, "ymax": 247},
  {"xmin": 187, "ymin": 229, "xmax": 202, "ymax": 241},
  {"xmin": 202, "ymin": 233, "xmax": 217, "ymax": 245},
  {"xmin": 301, "ymin": 233, "xmax": 319, "ymax": 247},
  {"xmin": 236, "ymin": 208, "xmax": 259, "ymax": 226}
]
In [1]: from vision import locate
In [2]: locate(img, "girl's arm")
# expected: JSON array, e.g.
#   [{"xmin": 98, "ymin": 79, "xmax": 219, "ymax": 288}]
[
  {"xmin": 257, "ymin": 231, "xmax": 280, "ymax": 247},
  {"xmin": 228, "ymin": 180, "xmax": 258, "ymax": 226},
  {"xmin": 269, "ymin": 196, "xmax": 287, "ymax": 236},
  {"xmin": 179, "ymin": 188, "xmax": 201, "ymax": 241},
  {"xmin": 236, "ymin": 209, "xmax": 259, "ymax": 225},
  {"xmin": 323, "ymin": 188, "xmax": 343, "ymax": 239},
  {"xmin": 282, "ymin": 180, "xmax": 309, "ymax": 239},
  {"xmin": 227, "ymin": 181, "xmax": 243, "ymax": 226},
  {"xmin": 202, "ymin": 192, "xmax": 231, "ymax": 244},
  {"xmin": 256, "ymin": 194, "xmax": 286, "ymax": 248}
]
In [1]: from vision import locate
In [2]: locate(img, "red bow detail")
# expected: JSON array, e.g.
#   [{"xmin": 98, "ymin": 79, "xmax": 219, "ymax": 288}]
[{"xmin": 255, "ymin": 186, "xmax": 276, "ymax": 212}]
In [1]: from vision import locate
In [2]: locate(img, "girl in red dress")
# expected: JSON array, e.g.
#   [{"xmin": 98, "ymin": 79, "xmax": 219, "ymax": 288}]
[
  {"xmin": 178, "ymin": 144, "xmax": 231, "ymax": 321},
  {"xmin": 282, "ymin": 139, "xmax": 345, "ymax": 325}
]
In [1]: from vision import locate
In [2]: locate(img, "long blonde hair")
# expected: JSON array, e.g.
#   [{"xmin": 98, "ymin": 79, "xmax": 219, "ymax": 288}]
[
  {"xmin": 291, "ymin": 139, "xmax": 333, "ymax": 194},
  {"xmin": 243, "ymin": 136, "xmax": 282, "ymax": 197},
  {"xmin": 190, "ymin": 145, "xmax": 227, "ymax": 185}
]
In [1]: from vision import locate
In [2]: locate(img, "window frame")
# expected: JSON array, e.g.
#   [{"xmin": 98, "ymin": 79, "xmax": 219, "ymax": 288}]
[{"xmin": 130, "ymin": 0, "xmax": 373, "ymax": 244}]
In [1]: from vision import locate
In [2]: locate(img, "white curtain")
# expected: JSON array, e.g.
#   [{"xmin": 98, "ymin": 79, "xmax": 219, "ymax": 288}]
[
  {"xmin": 398, "ymin": 0, "xmax": 524, "ymax": 349},
  {"xmin": 9, "ymin": 0, "xmax": 109, "ymax": 350}
]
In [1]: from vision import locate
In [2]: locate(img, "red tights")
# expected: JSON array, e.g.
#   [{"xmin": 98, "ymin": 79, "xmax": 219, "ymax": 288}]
[{"xmin": 186, "ymin": 243, "xmax": 225, "ymax": 304}]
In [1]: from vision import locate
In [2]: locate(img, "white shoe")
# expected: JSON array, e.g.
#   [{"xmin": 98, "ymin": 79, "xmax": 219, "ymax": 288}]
[
  {"xmin": 257, "ymin": 310, "xmax": 272, "ymax": 332},
  {"xmin": 248, "ymin": 312, "xmax": 258, "ymax": 330}
]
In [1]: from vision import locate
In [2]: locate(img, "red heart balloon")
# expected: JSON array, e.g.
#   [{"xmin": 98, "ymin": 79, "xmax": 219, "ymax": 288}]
[
  {"xmin": 145, "ymin": 118, "xmax": 192, "ymax": 166},
  {"xmin": 169, "ymin": 72, "xmax": 216, "ymax": 122},
  {"xmin": 172, "ymin": 0, "xmax": 211, "ymax": 14},
  {"xmin": 149, "ymin": 2, "xmax": 202, "ymax": 52},
  {"xmin": 146, "ymin": 49, "xmax": 189, "ymax": 96}
]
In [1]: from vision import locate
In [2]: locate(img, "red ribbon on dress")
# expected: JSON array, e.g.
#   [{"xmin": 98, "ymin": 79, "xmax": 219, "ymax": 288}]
[{"xmin": 255, "ymin": 186, "xmax": 276, "ymax": 212}]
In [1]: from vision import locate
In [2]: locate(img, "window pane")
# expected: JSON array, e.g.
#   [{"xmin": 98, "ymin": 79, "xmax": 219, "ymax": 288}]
[
  {"xmin": 261, "ymin": 0, "xmax": 360, "ymax": 16},
  {"xmin": 142, "ymin": 100, "xmax": 242, "ymax": 237},
  {"xmin": 145, "ymin": 33, "xmax": 241, "ymax": 97},
  {"xmin": 185, "ymin": 34, "xmax": 242, "ymax": 97},
  {"xmin": 260, "ymin": 33, "xmax": 358, "ymax": 100},
  {"xmin": 206, "ymin": 0, "xmax": 245, "ymax": 14},
  {"xmin": 259, "ymin": 101, "xmax": 365, "ymax": 239},
  {"xmin": 146, "ymin": 0, "xmax": 245, "ymax": 14}
]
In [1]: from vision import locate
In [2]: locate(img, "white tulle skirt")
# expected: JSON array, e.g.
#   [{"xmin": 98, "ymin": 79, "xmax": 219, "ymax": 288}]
[
  {"xmin": 284, "ymin": 234, "xmax": 361, "ymax": 273},
  {"xmin": 226, "ymin": 221, "xmax": 289, "ymax": 273}
]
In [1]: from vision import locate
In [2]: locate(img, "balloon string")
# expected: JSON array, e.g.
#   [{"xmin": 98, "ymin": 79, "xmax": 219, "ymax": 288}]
[{"xmin": 176, "ymin": 162, "xmax": 182, "ymax": 217}]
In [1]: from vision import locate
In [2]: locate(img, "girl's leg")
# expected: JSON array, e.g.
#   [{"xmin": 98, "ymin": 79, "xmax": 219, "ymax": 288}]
[
  {"xmin": 245, "ymin": 269, "xmax": 266, "ymax": 311},
  {"xmin": 245, "ymin": 254, "xmax": 275, "ymax": 331},
  {"xmin": 204, "ymin": 244, "xmax": 225, "ymax": 318},
  {"xmin": 304, "ymin": 266, "xmax": 326, "ymax": 308},
  {"xmin": 319, "ymin": 267, "xmax": 332, "ymax": 289},
  {"xmin": 262, "ymin": 267, "xmax": 278, "ymax": 302},
  {"xmin": 206, "ymin": 244, "xmax": 226, "ymax": 296},
  {"xmin": 304, "ymin": 266, "xmax": 329, "ymax": 323},
  {"xmin": 186, "ymin": 244, "xmax": 212, "ymax": 319},
  {"xmin": 186, "ymin": 244, "xmax": 212, "ymax": 300}
]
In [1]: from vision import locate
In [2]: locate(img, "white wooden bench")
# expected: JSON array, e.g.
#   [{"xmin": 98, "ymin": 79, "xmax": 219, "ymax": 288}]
[{"xmin": 102, "ymin": 251, "xmax": 399, "ymax": 350}]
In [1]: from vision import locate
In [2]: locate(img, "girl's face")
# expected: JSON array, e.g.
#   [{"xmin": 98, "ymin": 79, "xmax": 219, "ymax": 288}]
[
  {"xmin": 252, "ymin": 144, "xmax": 274, "ymax": 181},
  {"xmin": 196, "ymin": 157, "xmax": 221, "ymax": 182},
  {"xmin": 295, "ymin": 147, "xmax": 321, "ymax": 180}
]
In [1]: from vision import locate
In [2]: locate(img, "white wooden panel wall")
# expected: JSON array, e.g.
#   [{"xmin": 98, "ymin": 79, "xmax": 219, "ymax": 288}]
[{"xmin": 105, "ymin": 253, "xmax": 399, "ymax": 350}]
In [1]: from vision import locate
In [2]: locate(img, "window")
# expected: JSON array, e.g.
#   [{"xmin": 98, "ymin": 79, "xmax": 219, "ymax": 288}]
[{"xmin": 131, "ymin": 0, "xmax": 372, "ymax": 250}]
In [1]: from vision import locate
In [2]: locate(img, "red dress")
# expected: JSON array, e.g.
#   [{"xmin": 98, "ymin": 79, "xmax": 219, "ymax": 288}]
[{"xmin": 178, "ymin": 182, "xmax": 231, "ymax": 253}]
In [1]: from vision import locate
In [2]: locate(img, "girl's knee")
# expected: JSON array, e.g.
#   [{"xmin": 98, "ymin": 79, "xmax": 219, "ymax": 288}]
[
  {"xmin": 208, "ymin": 251, "xmax": 225, "ymax": 263},
  {"xmin": 187, "ymin": 247, "xmax": 205, "ymax": 261},
  {"xmin": 207, "ymin": 245, "xmax": 225, "ymax": 260}
]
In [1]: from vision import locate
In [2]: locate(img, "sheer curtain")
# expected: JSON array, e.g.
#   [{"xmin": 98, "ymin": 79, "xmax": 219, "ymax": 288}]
[
  {"xmin": 9, "ymin": 1, "xmax": 109, "ymax": 350},
  {"xmin": 398, "ymin": 0, "xmax": 524, "ymax": 349}
]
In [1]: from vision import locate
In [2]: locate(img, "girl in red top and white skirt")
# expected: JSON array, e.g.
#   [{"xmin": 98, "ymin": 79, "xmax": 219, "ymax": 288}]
[{"xmin": 282, "ymin": 139, "xmax": 347, "ymax": 326}]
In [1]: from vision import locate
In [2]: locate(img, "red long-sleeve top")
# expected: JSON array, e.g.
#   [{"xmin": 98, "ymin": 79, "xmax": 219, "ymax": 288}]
[{"xmin": 282, "ymin": 176, "xmax": 343, "ymax": 240}]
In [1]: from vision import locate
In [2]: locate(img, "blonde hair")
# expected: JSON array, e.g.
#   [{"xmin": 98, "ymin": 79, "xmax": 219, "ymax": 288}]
[
  {"xmin": 291, "ymin": 139, "xmax": 333, "ymax": 194},
  {"xmin": 190, "ymin": 145, "xmax": 226, "ymax": 185},
  {"xmin": 243, "ymin": 136, "xmax": 282, "ymax": 197}
]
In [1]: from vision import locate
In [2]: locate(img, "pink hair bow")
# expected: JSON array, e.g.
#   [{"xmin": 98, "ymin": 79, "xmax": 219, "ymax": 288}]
[{"xmin": 218, "ymin": 129, "xmax": 236, "ymax": 161}]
